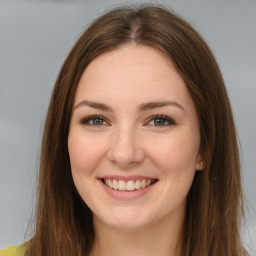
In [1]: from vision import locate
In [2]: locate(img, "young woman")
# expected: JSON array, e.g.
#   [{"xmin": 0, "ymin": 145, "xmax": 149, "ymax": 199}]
[{"xmin": 0, "ymin": 4, "xmax": 249, "ymax": 256}]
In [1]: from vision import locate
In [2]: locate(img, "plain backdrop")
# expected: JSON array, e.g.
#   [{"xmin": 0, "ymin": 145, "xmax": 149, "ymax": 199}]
[{"xmin": 0, "ymin": 0, "xmax": 255, "ymax": 253}]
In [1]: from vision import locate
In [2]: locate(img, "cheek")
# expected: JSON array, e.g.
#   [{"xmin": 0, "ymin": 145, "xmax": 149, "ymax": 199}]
[
  {"xmin": 149, "ymin": 132, "xmax": 199, "ymax": 172},
  {"xmin": 152, "ymin": 137, "xmax": 198, "ymax": 204},
  {"xmin": 68, "ymin": 132, "xmax": 105, "ymax": 175},
  {"xmin": 162, "ymin": 134, "xmax": 199, "ymax": 194},
  {"xmin": 147, "ymin": 132, "xmax": 199, "ymax": 198},
  {"xmin": 68, "ymin": 133, "xmax": 105, "ymax": 206}
]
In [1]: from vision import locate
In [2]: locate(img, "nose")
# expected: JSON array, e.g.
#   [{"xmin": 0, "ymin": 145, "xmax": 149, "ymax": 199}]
[{"xmin": 107, "ymin": 125, "xmax": 145, "ymax": 168}]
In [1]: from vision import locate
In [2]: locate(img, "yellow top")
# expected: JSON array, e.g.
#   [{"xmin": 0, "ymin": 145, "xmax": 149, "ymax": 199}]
[{"xmin": 0, "ymin": 243, "xmax": 27, "ymax": 256}]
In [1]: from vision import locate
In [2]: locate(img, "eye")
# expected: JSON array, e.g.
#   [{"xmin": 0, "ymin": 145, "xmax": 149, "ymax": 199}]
[
  {"xmin": 146, "ymin": 115, "xmax": 176, "ymax": 127},
  {"xmin": 79, "ymin": 115, "xmax": 109, "ymax": 126}
]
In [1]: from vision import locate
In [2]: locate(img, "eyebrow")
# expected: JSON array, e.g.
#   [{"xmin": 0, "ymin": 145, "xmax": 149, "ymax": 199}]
[
  {"xmin": 138, "ymin": 101, "xmax": 185, "ymax": 112},
  {"xmin": 73, "ymin": 100, "xmax": 185, "ymax": 112},
  {"xmin": 73, "ymin": 100, "xmax": 113, "ymax": 112}
]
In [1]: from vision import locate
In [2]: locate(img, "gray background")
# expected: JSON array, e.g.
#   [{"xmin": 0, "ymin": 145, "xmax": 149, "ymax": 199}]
[{"xmin": 0, "ymin": 0, "xmax": 255, "ymax": 253}]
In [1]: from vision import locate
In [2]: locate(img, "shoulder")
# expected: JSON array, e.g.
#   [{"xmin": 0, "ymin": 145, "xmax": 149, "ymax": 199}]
[{"xmin": 0, "ymin": 243, "xmax": 27, "ymax": 256}]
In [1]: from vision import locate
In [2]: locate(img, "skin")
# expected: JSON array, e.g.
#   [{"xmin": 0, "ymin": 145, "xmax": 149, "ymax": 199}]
[{"xmin": 68, "ymin": 45, "xmax": 204, "ymax": 256}]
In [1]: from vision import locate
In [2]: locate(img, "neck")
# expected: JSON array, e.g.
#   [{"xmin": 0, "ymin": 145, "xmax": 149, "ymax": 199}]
[{"xmin": 89, "ymin": 213, "xmax": 184, "ymax": 256}]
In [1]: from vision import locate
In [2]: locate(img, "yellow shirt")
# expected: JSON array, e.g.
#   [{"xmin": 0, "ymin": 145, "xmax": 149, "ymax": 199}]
[{"xmin": 0, "ymin": 243, "xmax": 27, "ymax": 256}]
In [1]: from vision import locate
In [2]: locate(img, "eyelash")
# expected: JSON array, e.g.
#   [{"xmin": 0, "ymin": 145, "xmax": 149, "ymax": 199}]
[
  {"xmin": 79, "ymin": 114, "xmax": 176, "ymax": 127},
  {"xmin": 146, "ymin": 115, "xmax": 176, "ymax": 127},
  {"xmin": 79, "ymin": 115, "xmax": 109, "ymax": 126}
]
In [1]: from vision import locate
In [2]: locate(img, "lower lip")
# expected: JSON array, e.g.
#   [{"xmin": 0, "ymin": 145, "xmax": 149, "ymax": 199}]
[{"xmin": 99, "ymin": 179, "xmax": 158, "ymax": 200}]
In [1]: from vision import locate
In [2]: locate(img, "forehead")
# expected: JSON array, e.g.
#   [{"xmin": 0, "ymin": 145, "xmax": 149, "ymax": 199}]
[{"xmin": 74, "ymin": 44, "xmax": 193, "ymax": 110}]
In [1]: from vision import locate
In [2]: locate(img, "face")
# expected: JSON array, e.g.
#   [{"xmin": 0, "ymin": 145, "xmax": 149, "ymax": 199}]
[{"xmin": 68, "ymin": 45, "xmax": 204, "ymax": 231}]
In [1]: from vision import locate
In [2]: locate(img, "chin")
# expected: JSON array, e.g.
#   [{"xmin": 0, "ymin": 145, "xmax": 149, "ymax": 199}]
[
  {"xmin": 106, "ymin": 219, "xmax": 149, "ymax": 231},
  {"xmin": 94, "ymin": 208, "xmax": 153, "ymax": 231}
]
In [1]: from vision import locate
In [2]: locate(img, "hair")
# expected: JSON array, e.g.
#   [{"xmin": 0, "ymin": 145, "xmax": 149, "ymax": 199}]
[{"xmin": 25, "ymin": 4, "xmax": 248, "ymax": 256}]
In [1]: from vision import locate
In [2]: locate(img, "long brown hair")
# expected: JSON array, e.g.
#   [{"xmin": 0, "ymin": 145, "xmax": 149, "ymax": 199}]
[{"xmin": 26, "ymin": 4, "xmax": 248, "ymax": 256}]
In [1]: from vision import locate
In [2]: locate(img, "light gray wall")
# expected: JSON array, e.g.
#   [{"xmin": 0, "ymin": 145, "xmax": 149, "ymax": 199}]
[{"xmin": 0, "ymin": 0, "xmax": 255, "ymax": 253}]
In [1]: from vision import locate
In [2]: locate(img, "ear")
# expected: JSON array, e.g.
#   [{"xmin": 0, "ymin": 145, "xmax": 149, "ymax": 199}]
[{"xmin": 195, "ymin": 152, "xmax": 205, "ymax": 171}]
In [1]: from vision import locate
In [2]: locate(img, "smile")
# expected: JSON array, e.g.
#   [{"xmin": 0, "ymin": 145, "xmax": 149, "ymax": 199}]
[{"xmin": 103, "ymin": 178, "xmax": 157, "ymax": 191}]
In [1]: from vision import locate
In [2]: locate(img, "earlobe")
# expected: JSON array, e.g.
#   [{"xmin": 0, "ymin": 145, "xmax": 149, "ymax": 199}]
[
  {"xmin": 197, "ymin": 161, "xmax": 205, "ymax": 171},
  {"xmin": 196, "ymin": 154, "xmax": 205, "ymax": 171}
]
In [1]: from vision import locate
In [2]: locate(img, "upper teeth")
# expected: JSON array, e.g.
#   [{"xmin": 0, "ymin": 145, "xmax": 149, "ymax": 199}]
[{"xmin": 104, "ymin": 179, "xmax": 153, "ymax": 191}]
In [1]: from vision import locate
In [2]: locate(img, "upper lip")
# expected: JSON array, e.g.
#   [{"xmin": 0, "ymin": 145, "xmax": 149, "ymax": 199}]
[{"xmin": 98, "ymin": 175, "xmax": 158, "ymax": 181}]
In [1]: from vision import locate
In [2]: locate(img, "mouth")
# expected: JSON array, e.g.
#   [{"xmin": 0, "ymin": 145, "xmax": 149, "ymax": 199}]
[{"xmin": 101, "ymin": 178, "xmax": 158, "ymax": 192}]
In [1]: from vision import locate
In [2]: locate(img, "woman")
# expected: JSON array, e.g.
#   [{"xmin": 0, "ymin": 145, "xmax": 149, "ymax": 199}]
[{"xmin": 0, "ymin": 4, "xmax": 249, "ymax": 256}]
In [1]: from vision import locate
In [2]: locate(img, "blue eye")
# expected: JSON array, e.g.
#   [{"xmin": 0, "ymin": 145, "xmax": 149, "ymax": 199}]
[
  {"xmin": 147, "ymin": 115, "xmax": 175, "ymax": 127},
  {"xmin": 80, "ymin": 115, "xmax": 108, "ymax": 126}
]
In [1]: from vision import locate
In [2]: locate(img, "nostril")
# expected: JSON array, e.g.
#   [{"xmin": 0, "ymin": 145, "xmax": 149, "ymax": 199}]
[{"xmin": 107, "ymin": 137, "xmax": 145, "ymax": 167}]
